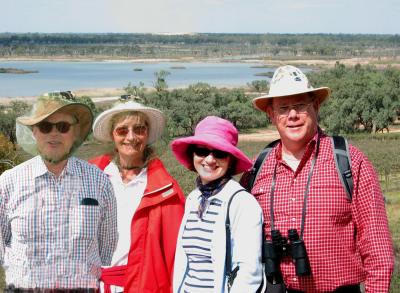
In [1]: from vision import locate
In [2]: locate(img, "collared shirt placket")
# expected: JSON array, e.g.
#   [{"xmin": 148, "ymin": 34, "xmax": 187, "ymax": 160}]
[{"xmin": 32, "ymin": 172, "xmax": 70, "ymax": 287}]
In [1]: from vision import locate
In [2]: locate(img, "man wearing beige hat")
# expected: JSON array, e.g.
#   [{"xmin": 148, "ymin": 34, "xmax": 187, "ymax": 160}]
[
  {"xmin": 0, "ymin": 92, "xmax": 118, "ymax": 292},
  {"xmin": 241, "ymin": 66, "xmax": 394, "ymax": 293}
]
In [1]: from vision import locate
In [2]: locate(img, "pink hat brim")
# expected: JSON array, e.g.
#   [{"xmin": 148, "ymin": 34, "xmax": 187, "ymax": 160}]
[{"xmin": 171, "ymin": 133, "xmax": 252, "ymax": 175}]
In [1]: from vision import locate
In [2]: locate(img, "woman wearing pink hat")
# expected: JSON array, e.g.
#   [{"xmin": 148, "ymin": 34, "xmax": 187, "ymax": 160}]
[{"xmin": 171, "ymin": 116, "xmax": 264, "ymax": 293}]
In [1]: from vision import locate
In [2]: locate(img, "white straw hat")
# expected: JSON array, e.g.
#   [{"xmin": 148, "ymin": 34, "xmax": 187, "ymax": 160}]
[
  {"xmin": 252, "ymin": 65, "xmax": 331, "ymax": 112},
  {"xmin": 92, "ymin": 101, "xmax": 166, "ymax": 144}
]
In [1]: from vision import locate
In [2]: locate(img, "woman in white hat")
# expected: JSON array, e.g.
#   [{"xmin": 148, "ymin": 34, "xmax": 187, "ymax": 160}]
[
  {"xmin": 170, "ymin": 116, "xmax": 264, "ymax": 293},
  {"xmin": 89, "ymin": 100, "xmax": 185, "ymax": 293}
]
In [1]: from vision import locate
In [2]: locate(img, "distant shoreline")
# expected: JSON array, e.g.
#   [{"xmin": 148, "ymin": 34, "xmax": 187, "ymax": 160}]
[
  {"xmin": 0, "ymin": 56, "xmax": 398, "ymax": 68},
  {"xmin": 0, "ymin": 85, "xmax": 246, "ymax": 104},
  {"xmin": 0, "ymin": 88, "xmax": 126, "ymax": 104}
]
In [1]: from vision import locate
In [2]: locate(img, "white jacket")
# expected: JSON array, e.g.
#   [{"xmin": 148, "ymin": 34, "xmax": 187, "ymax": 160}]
[{"xmin": 173, "ymin": 179, "xmax": 263, "ymax": 293}]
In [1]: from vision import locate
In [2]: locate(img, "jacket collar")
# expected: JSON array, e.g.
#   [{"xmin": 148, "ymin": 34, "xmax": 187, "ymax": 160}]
[{"xmin": 135, "ymin": 158, "xmax": 178, "ymax": 211}]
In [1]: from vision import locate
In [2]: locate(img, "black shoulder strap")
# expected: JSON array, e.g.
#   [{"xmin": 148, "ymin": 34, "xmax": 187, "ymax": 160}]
[
  {"xmin": 331, "ymin": 135, "xmax": 353, "ymax": 201},
  {"xmin": 245, "ymin": 139, "xmax": 280, "ymax": 192},
  {"xmin": 225, "ymin": 188, "xmax": 246, "ymax": 290}
]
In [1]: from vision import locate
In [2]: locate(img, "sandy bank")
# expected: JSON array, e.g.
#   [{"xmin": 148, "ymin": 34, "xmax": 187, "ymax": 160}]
[{"xmin": 1, "ymin": 56, "xmax": 398, "ymax": 68}]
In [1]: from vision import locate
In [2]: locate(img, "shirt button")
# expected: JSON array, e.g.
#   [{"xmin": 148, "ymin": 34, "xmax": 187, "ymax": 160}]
[
  {"xmin": 260, "ymin": 188, "xmax": 264, "ymax": 192},
  {"xmin": 291, "ymin": 198, "xmax": 296, "ymax": 201},
  {"xmin": 292, "ymin": 218, "xmax": 296, "ymax": 222},
  {"xmin": 293, "ymin": 277, "xmax": 297, "ymax": 281}
]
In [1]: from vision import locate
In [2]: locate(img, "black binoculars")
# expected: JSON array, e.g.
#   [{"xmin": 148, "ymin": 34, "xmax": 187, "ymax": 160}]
[{"xmin": 264, "ymin": 228, "xmax": 311, "ymax": 277}]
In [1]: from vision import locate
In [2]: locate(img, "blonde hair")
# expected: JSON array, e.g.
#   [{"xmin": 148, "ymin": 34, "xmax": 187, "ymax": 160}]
[{"xmin": 110, "ymin": 111, "xmax": 156, "ymax": 165}]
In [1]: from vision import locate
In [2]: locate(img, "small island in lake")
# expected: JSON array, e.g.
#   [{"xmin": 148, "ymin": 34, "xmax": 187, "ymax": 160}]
[
  {"xmin": 254, "ymin": 72, "xmax": 274, "ymax": 78},
  {"xmin": 0, "ymin": 67, "xmax": 39, "ymax": 74}
]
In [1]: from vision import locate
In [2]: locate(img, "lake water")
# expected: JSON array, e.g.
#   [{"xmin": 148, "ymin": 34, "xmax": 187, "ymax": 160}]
[{"xmin": 0, "ymin": 60, "xmax": 281, "ymax": 98}]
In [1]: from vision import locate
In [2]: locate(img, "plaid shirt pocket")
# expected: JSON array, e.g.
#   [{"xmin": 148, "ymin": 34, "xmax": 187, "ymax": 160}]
[{"xmin": 70, "ymin": 205, "xmax": 101, "ymax": 240}]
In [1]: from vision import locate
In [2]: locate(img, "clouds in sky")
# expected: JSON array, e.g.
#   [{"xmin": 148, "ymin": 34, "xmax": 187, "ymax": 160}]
[{"xmin": 1, "ymin": 0, "xmax": 399, "ymax": 34}]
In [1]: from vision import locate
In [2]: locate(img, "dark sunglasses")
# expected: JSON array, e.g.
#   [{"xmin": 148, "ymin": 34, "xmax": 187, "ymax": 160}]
[
  {"xmin": 114, "ymin": 125, "xmax": 147, "ymax": 137},
  {"xmin": 193, "ymin": 147, "xmax": 229, "ymax": 159},
  {"xmin": 35, "ymin": 121, "xmax": 76, "ymax": 134}
]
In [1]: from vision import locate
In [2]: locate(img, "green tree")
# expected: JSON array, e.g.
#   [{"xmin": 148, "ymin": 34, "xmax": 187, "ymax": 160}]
[
  {"xmin": 153, "ymin": 70, "xmax": 171, "ymax": 92},
  {"xmin": 0, "ymin": 101, "xmax": 31, "ymax": 144},
  {"xmin": 124, "ymin": 82, "xmax": 146, "ymax": 100},
  {"xmin": 310, "ymin": 63, "xmax": 400, "ymax": 134},
  {"xmin": 76, "ymin": 95, "xmax": 98, "ymax": 117},
  {"xmin": 248, "ymin": 80, "xmax": 269, "ymax": 92}
]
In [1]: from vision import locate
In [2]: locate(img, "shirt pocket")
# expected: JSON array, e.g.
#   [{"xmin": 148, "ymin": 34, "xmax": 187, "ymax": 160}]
[{"xmin": 69, "ymin": 205, "xmax": 101, "ymax": 240}]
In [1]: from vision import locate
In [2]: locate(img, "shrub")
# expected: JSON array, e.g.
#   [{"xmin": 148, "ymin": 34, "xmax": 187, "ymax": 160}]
[{"xmin": 0, "ymin": 133, "xmax": 21, "ymax": 175}]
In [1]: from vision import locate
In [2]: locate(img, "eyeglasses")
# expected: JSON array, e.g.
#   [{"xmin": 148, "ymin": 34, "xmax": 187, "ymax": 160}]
[
  {"xmin": 35, "ymin": 121, "xmax": 76, "ymax": 134},
  {"xmin": 114, "ymin": 125, "xmax": 147, "ymax": 137},
  {"xmin": 274, "ymin": 102, "xmax": 313, "ymax": 116},
  {"xmin": 193, "ymin": 147, "xmax": 229, "ymax": 159}
]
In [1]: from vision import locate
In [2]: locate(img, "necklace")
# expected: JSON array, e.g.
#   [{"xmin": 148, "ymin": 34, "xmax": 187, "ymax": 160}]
[
  {"xmin": 119, "ymin": 165, "xmax": 143, "ymax": 170},
  {"xmin": 115, "ymin": 155, "xmax": 145, "ymax": 171}
]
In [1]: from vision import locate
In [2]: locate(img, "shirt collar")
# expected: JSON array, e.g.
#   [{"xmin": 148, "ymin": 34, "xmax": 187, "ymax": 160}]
[
  {"xmin": 31, "ymin": 155, "xmax": 79, "ymax": 178},
  {"xmin": 64, "ymin": 156, "xmax": 82, "ymax": 176},
  {"xmin": 105, "ymin": 160, "xmax": 148, "ymax": 185},
  {"xmin": 32, "ymin": 155, "xmax": 49, "ymax": 178}
]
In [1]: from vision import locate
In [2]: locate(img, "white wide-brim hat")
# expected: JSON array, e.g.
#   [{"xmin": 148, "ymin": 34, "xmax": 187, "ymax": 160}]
[
  {"xmin": 93, "ymin": 101, "xmax": 166, "ymax": 144},
  {"xmin": 252, "ymin": 65, "xmax": 331, "ymax": 112}
]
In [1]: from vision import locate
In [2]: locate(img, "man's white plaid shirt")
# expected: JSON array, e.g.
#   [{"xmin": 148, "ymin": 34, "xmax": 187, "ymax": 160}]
[{"xmin": 0, "ymin": 156, "xmax": 118, "ymax": 289}]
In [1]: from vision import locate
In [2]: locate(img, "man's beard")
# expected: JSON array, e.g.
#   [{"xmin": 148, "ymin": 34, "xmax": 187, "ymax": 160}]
[
  {"xmin": 37, "ymin": 146, "xmax": 73, "ymax": 165},
  {"xmin": 40, "ymin": 151, "xmax": 71, "ymax": 164}
]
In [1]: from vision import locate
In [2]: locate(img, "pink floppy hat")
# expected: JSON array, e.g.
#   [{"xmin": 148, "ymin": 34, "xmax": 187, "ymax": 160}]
[{"xmin": 170, "ymin": 116, "xmax": 252, "ymax": 175}]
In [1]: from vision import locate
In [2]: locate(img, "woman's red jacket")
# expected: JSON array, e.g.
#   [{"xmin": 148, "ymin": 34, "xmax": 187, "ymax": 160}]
[{"xmin": 89, "ymin": 154, "xmax": 185, "ymax": 293}]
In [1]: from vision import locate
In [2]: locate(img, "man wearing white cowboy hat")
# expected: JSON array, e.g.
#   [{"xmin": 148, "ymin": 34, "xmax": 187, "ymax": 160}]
[
  {"xmin": 242, "ymin": 65, "xmax": 394, "ymax": 293},
  {"xmin": 0, "ymin": 92, "xmax": 118, "ymax": 292}
]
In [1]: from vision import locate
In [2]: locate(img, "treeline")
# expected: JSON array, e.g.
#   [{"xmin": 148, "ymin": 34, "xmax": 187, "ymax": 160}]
[
  {"xmin": 310, "ymin": 63, "xmax": 400, "ymax": 134},
  {"xmin": 122, "ymin": 79, "xmax": 268, "ymax": 139},
  {"xmin": 0, "ymin": 33, "xmax": 399, "ymax": 59}
]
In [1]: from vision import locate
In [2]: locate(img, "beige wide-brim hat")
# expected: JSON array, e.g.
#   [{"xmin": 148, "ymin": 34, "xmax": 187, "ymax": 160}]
[
  {"xmin": 252, "ymin": 65, "xmax": 331, "ymax": 112},
  {"xmin": 93, "ymin": 101, "xmax": 166, "ymax": 144},
  {"xmin": 17, "ymin": 92, "xmax": 93, "ymax": 142},
  {"xmin": 15, "ymin": 92, "xmax": 93, "ymax": 156}
]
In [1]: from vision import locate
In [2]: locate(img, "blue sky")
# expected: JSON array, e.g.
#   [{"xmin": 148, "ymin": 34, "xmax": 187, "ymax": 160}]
[{"xmin": 1, "ymin": 0, "xmax": 399, "ymax": 34}]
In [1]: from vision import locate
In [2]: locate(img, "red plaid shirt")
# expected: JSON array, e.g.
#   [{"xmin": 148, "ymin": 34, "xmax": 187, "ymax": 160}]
[{"xmin": 247, "ymin": 131, "xmax": 394, "ymax": 293}]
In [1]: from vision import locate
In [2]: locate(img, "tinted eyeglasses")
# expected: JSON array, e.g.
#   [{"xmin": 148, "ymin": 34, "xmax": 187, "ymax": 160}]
[
  {"xmin": 35, "ymin": 121, "xmax": 76, "ymax": 134},
  {"xmin": 193, "ymin": 147, "xmax": 229, "ymax": 159},
  {"xmin": 114, "ymin": 125, "xmax": 147, "ymax": 137},
  {"xmin": 274, "ymin": 102, "xmax": 313, "ymax": 116}
]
